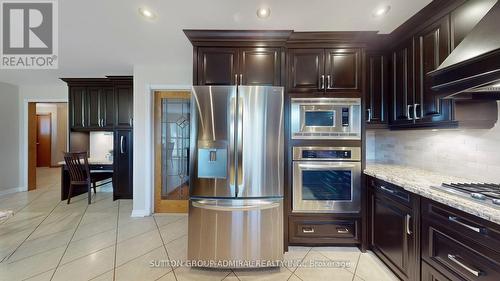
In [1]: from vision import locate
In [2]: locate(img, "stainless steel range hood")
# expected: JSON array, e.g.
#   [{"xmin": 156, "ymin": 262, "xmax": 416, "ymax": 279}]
[{"xmin": 430, "ymin": 1, "xmax": 500, "ymax": 100}]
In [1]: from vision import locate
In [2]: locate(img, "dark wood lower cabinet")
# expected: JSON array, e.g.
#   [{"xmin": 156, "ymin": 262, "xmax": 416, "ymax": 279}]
[
  {"xmin": 368, "ymin": 177, "xmax": 419, "ymax": 281},
  {"xmin": 288, "ymin": 216, "xmax": 360, "ymax": 245},
  {"xmin": 367, "ymin": 176, "xmax": 500, "ymax": 281},
  {"xmin": 113, "ymin": 129, "xmax": 133, "ymax": 200}
]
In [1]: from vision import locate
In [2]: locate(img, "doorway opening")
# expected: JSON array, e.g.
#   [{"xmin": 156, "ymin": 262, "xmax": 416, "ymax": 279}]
[
  {"xmin": 154, "ymin": 91, "xmax": 191, "ymax": 213},
  {"xmin": 28, "ymin": 102, "xmax": 68, "ymax": 190}
]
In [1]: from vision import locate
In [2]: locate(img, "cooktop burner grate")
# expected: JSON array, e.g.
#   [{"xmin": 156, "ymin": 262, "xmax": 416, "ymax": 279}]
[{"xmin": 442, "ymin": 183, "xmax": 500, "ymax": 201}]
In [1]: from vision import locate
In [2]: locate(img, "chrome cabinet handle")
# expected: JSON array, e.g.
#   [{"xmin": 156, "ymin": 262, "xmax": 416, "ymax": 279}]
[
  {"xmin": 235, "ymin": 74, "xmax": 238, "ymax": 85},
  {"xmin": 129, "ymin": 117, "xmax": 133, "ymax": 126},
  {"xmin": 320, "ymin": 75, "xmax": 325, "ymax": 89},
  {"xmin": 327, "ymin": 75, "xmax": 333, "ymax": 89},
  {"xmin": 448, "ymin": 216, "xmax": 482, "ymax": 233},
  {"xmin": 239, "ymin": 74, "xmax": 243, "ymax": 85},
  {"xmin": 407, "ymin": 104, "xmax": 413, "ymax": 120},
  {"xmin": 447, "ymin": 254, "xmax": 482, "ymax": 277},
  {"xmin": 414, "ymin": 103, "xmax": 420, "ymax": 120},
  {"xmin": 120, "ymin": 136, "xmax": 125, "ymax": 154},
  {"xmin": 337, "ymin": 227, "xmax": 350, "ymax": 234},
  {"xmin": 367, "ymin": 109, "xmax": 372, "ymax": 122},
  {"xmin": 379, "ymin": 185, "xmax": 395, "ymax": 194},
  {"xmin": 406, "ymin": 214, "xmax": 412, "ymax": 235},
  {"xmin": 302, "ymin": 227, "xmax": 315, "ymax": 233}
]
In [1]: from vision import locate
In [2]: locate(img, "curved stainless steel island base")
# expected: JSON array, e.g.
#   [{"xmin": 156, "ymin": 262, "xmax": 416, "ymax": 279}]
[{"xmin": 187, "ymin": 198, "xmax": 283, "ymax": 268}]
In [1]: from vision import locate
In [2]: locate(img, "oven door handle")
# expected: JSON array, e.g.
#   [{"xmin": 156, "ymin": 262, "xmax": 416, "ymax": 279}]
[{"xmin": 298, "ymin": 163, "xmax": 358, "ymax": 169}]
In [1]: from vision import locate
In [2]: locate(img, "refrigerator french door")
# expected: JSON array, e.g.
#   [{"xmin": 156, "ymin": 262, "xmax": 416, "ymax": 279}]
[{"xmin": 188, "ymin": 86, "xmax": 284, "ymax": 267}]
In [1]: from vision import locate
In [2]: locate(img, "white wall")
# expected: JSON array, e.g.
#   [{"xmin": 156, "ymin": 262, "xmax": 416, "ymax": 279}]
[
  {"xmin": 132, "ymin": 64, "xmax": 191, "ymax": 216},
  {"xmin": 18, "ymin": 83, "xmax": 68, "ymax": 189},
  {"xmin": 0, "ymin": 82, "xmax": 20, "ymax": 194},
  {"xmin": 367, "ymin": 102, "xmax": 500, "ymax": 182}
]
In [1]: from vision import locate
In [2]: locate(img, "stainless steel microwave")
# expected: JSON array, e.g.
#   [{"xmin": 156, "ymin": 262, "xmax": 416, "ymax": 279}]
[{"xmin": 291, "ymin": 98, "xmax": 361, "ymax": 140}]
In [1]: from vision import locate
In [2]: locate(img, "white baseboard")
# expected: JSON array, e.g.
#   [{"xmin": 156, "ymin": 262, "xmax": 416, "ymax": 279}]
[
  {"xmin": 0, "ymin": 187, "xmax": 26, "ymax": 196},
  {"xmin": 131, "ymin": 209, "xmax": 150, "ymax": 217}
]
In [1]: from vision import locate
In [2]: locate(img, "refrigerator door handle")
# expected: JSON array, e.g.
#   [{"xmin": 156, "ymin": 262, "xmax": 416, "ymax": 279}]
[
  {"xmin": 229, "ymin": 95, "xmax": 237, "ymax": 190},
  {"xmin": 191, "ymin": 199, "xmax": 281, "ymax": 211},
  {"xmin": 237, "ymin": 96, "xmax": 244, "ymax": 187}
]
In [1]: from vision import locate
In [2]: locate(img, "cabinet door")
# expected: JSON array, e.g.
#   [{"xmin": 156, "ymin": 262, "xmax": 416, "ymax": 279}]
[
  {"xmin": 114, "ymin": 130, "xmax": 133, "ymax": 199},
  {"xmin": 287, "ymin": 49, "xmax": 324, "ymax": 93},
  {"xmin": 115, "ymin": 85, "xmax": 133, "ymax": 128},
  {"xmin": 325, "ymin": 48, "xmax": 360, "ymax": 91},
  {"xmin": 239, "ymin": 48, "xmax": 281, "ymax": 86},
  {"xmin": 390, "ymin": 40, "xmax": 415, "ymax": 126},
  {"xmin": 366, "ymin": 53, "xmax": 388, "ymax": 125},
  {"xmin": 197, "ymin": 47, "xmax": 239, "ymax": 85},
  {"xmin": 372, "ymin": 195, "xmax": 413, "ymax": 280},
  {"xmin": 70, "ymin": 87, "xmax": 86, "ymax": 129},
  {"xmin": 102, "ymin": 87, "xmax": 115, "ymax": 128},
  {"xmin": 414, "ymin": 17, "xmax": 452, "ymax": 123},
  {"xmin": 87, "ymin": 87, "xmax": 102, "ymax": 128}
]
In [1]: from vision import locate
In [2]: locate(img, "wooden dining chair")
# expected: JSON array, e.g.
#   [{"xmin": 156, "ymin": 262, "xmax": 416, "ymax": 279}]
[{"xmin": 64, "ymin": 152, "xmax": 112, "ymax": 204}]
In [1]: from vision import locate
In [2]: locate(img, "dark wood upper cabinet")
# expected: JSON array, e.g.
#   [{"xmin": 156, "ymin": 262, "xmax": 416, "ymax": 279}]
[
  {"xmin": 69, "ymin": 87, "xmax": 86, "ymax": 129},
  {"xmin": 287, "ymin": 49, "xmax": 324, "ymax": 93},
  {"xmin": 87, "ymin": 87, "xmax": 102, "ymax": 128},
  {"xmin": 366, "ymin": 53, "xmax": 388, "ymax": 126},
  {"xmin": 102, "ymin": 87, "xmax": 115, "ymax": 128},
  {"xmin": 115, "ymin": 85, "xmax": 133, "ymax": 128},
  {"xmin": 197, "ymin": 47, "xmax": 239, "ymax": 85},
  {"xmin": 324, "ymin": 48, "xmax": 360, "ymax": 91},
  {"xmin": 414, "ymin": 17, "xmax": 452, "ymax": 124},
  {"xmin": 239, "ymin": 48, "xmax": 281, "ymax": 86},
  {"xmin": 391, "ymin": 39, "xmax": 415, "ymax": 126}
]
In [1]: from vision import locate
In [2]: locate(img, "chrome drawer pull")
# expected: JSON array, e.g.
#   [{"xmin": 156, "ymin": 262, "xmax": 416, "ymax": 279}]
[
  {"xmin": 336, "ymin": 227, "xmax": 350, "ymax": 234},
  {"xmin": 448, "ymin": 216, "xmax": 482, "ymax": 233},
  {"xmin": 379, "ymin": 185, "xmax": 395, "ymax": 194},
  {"xmin": 302, "ymin": 227, "xmax": 315, "ymax": 233},
  {"xmin": 447, "ymin": 254, "xmax": 482, "ymax": 277},
  {"xmin": 405, "ymin": 214, "xmax": 412, "ymax": 235}
]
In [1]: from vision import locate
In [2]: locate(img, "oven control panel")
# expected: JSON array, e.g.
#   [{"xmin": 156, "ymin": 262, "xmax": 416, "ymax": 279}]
[{"xmin": 293, "ymin": 147, "xmax": 361, "ymax": 161}]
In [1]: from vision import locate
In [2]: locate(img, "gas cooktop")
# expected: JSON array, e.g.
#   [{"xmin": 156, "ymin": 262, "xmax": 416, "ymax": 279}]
[{"xmin": 438, "ymin": 183, "xmax": 500, "ymax": 206}]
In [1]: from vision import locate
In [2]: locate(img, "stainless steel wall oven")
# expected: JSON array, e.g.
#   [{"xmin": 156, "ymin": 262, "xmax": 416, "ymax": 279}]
[{"xmin": 292, "ymin": 146, "xmax": 361, "ymax": 213}]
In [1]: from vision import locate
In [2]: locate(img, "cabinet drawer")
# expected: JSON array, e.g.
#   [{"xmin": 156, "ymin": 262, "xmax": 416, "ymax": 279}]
[
  {"xmin": 370, "ymin": 177, "xmax": 412, "ymax": 207},
  {"xmin": 289, "ymin": 217, "xmax": 359, "ymax": 245},
  {"xmin": 422, "ymin": 222, "xmax": 500, "ymax": 281},
  {"xmin": 422, "ymin": 199, "xmax": 500, "ymax": 251},
  {"xmin": 422, "ymin": 261, "xmax": 452, "ymax": 281}
]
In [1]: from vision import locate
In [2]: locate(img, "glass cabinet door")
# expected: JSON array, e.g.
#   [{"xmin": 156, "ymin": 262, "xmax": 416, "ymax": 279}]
[{"xmin": 154, "ymin": 91, "xmax": 191, "ymax": 213}]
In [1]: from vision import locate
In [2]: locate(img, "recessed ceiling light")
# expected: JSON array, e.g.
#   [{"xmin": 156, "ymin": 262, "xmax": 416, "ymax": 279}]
[
  {"xmin": 257, "ymin": 7, "xmax": 271, "ymax": 19},
  {"xmin": 373, "ymin": 5, "xmax": 391, "ymax": 17},
  {"xmin": 139, "ymin": 7, "xmax": 156, "ymax": 19}
]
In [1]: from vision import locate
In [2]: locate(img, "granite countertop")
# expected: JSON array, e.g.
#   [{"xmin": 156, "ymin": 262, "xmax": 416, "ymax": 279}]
[
  {"xmin": 364, "ymin": 162, "xmax": 500, "ymax": 225},
  {"xmin": 57, "ymin": 158, "xmax": 113, "ymax": 166}
]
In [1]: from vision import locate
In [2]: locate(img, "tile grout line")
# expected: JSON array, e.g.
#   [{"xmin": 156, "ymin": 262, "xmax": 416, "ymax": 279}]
[
  {"xmin": 153, "ymin": 215, "xmax": 178, "ymax": 281},
  {"xmin": 49, "ymin": 201, "xmax": 90, "ymax": 281},
  {"xmin": 351, "ymin": 252, "xmax": 362, "ymax": 281},
  {"xmin": 0, "ymin": 189, "xmax": 49, "ymax": 225},
  {"xmin": 112, "ymin": 200, "xmax": 120, "ymax": 281},
  {"xmin": 1, "ymin": 199, "xmax": 63, "ymax": 263}
]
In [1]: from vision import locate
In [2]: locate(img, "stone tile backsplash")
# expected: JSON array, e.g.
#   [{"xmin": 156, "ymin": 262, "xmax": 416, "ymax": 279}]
[{"xmin": 367, "ymin": 102, "xmax": 500, "ymax": 183}]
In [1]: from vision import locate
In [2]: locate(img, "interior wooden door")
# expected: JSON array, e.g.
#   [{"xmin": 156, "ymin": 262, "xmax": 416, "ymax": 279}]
[
  {"xmin": 36, "ymin": 114, "xmax": 52, "ymax": 167},
  {"xmin": 28, "ymin": 103, "xmax": 37, "ymax": 190},
  {"xmin": 154, "ymin": 91, "xmax": 191, "ymax": 213}
]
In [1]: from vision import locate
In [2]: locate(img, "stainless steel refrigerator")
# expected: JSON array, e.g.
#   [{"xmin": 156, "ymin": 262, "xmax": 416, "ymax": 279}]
[{"xmin": 188, "ymin": 85, "xmax": 284, "ymax": 268}]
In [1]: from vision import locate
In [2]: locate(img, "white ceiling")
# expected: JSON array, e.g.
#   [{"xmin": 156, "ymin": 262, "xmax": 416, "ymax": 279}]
[{"xmin": 0, "ymin": 0, "xmax": 432, "ymax": 86}]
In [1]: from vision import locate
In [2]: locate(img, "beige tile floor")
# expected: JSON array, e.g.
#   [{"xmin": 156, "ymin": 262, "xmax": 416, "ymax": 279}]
[{"xmin": 0, "ymin": 168, "xmax": 399, "ymax": 281}]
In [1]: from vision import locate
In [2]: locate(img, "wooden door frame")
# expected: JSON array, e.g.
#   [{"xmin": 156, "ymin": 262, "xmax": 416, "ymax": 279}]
[
  {"xmin": 36, "ymin": 113, "xmax": 52, "ymax": 167},
  {"xmin": 154, "ymin": 91, "xmax": 191, "ymax": 213},
  {"xmin": 28, "ymin": 103, "xmax": 37, "ymax": 190},
  {"xmin": 25, "ymin": 99, "xmax": 68, "ymax": 191}
]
